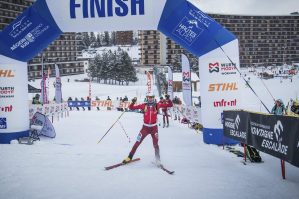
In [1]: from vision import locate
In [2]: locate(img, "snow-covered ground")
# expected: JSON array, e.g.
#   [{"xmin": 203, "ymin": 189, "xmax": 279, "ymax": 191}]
[{"xmin": 1, "ymin": 70, "xmax": 299, "ymax": 199}]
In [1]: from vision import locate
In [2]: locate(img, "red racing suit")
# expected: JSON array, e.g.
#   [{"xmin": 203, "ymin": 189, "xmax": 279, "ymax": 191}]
[{"xmin": 127, "ymin": 100, "xmax": 173, "ymax": 159}]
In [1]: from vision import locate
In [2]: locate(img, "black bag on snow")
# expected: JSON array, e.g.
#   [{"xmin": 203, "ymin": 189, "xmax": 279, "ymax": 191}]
[{"xmin": 246, "ymin": 145, "xmax": 262, "ymax": 162}]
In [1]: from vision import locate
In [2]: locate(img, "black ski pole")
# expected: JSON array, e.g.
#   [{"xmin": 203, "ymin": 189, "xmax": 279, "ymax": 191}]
[{"xmin": 97, "ymin": 111, "xmax": 126, "ymax": 144}]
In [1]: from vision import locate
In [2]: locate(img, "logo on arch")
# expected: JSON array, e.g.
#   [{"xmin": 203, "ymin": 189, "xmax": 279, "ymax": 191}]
[
  {"xmin": 209, "ymin": 63, "xmax": 220, "ymax": 73},
  {"xmin": 173, "ymin": 17, "xmax": 203, "ymax": 45}
]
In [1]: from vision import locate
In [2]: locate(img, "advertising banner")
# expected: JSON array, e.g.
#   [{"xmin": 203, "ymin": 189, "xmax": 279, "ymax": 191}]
[
  {"xmin": 146, "ymin": 71, "xmax": 154, "ymax": 96},
  {"xmin": 0, "ymin": 0, "xmax": 239, "ymax": 144},
  {"xmin": 31, "ymin": 112, "xmax": 56, "ymax": 138},
  {"xmin": 182, "ymin": 54, "xmax": 192, "ymax": 106},
  {"xmin": 199, "ymin": 39, "xmax": 241, "ymax": 144},
  {"xmin": 167, "ymin": 66, "xmax": 173, "ymax": 100},
  {"xmin": 29, "ymin": 102, "xmax": 69, "ymax": 119},
  {"xmin": 45, "ymin": 0, "xmax": 167, "ymax": 32},
  {"xmin": 0, "ymin": 0, "xmax": 62, "ymax": 62},
  {"xmin": 0, "ymin": 55, "xmax": 29, "ymax": 143},
  {"xmin": 223, "ymin": 110, "xmax": 248, "ymax": 143},
  {"xmin": 55, "ymin": 64, "xmax": 62, "ymax": 103},
  {"xmin": 223, "ymin": 110, "xmax": 299, "ymax": 168}
]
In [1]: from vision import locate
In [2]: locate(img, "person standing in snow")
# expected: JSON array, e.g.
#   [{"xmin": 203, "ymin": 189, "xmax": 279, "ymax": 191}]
[
  {"xmin": 122, "ymin": 93, "xmax": 173, "ymax": 166},
  {"xmin": 172, "ymin": 96, "xmax": 182, "ymax": 121},
  {"xmin": 271, "ymin": 99, "xmax": 286, "ymax": 115},
  {"xmin": 159, "ymin": 94, "xmax": 171, "ymax": 128}
]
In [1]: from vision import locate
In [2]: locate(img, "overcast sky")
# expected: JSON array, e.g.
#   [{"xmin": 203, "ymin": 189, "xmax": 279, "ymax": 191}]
[{"xmin": 189, "ymin": 0, "xmax": 299, "ymax": 15}]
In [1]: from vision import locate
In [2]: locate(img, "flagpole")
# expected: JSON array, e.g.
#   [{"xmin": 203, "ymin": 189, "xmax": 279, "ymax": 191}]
[{"xmin": 41, "ymin": 53, "xmax": 44, "ymax": 104}]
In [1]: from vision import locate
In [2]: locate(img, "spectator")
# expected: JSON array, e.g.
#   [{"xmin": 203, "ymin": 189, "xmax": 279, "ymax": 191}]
[
  {"xmin": 87, "ymin": 96, "xmax": 91, "ymax": 111},
  {"xmin": 271, "ymin": 99, "xmax": 286, "ymax": 115},
  {"xmin": 32, "ymin": 94, "xmax": 41, "ymax": 105},
  {"xmin": 172, "ymin": 96, "xmax": 182, "ymax": 121},
  {"xmin": 95, "ymin": 96, "xmax": 100, "ymax": 111},
  {"xmin": 67, "ymin": 97, "xmax": 73, "ymax": 110},
  {"xmin": 290, "ymin": 99, "xmax": 299, "ymax": 115},
  {"xmin": 75, "ymin": 97, "xmax": 80, "ymax": 111},
  {"xmin": 81, "ymin": 97, "xmax": 85, "ymax": 111}
]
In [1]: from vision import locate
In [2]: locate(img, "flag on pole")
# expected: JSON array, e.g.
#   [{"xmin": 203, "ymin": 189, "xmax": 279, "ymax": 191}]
[
  {"xmin": 40, "ymin": 72, "xmax": 48, "ymax": 104},
  {"xmin": 182, "ymin": 54, "xmax": 192, "ymax": 106},
  {"xmin": 47, "ymin": 66, "xmax": 50, "ymax": 102},
  {"xmin": 146, "ymin": 71, "xmax": 154, "ymax": 96},
  {"xmin": 55, "ymin": 64, "xmax": 62, "ymax": 103},
  {"xmin": 167, "ymin": 66, "xmax": 173, "ymax": 100}
]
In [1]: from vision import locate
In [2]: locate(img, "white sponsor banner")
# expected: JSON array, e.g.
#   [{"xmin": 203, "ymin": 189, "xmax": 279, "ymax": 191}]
[
  {"xmin": 31, "ymin": 112, "xmax": 56, "ymax": 138},
  {"xmin": 175, "ymin": 104, "xmax": 202, "ymax": 124},
  {"xmin": 199, "ymin": 39, "xmax": 242, "ymax": 129},
  {"xmin": 146, "ymin": 71, "xmax": 154, "ymax": 96},
  {"xmin": 167, "ymin": 66, "xmax": 173, "ymax": 100},
  {"xmin": 55, "ymin": 64, "xmax": 62, "ymax": 103},
  {"xmin": 182, "ymin": 54, "xmax": 192, "ymax": 106},
  {"xmin": 45, "ymin": 0, "xmax": 167, "ymax": 32},
  {"xmin": 29, "ymin": 102, "xmax": 69, "ymax": 119},
  {"xmin": 0, "ymin": 55, "xmax": 29, "ymax": 133},
  {"xmin": 91, "ymin": 100, "xmax": 130, "ymax": 109}
]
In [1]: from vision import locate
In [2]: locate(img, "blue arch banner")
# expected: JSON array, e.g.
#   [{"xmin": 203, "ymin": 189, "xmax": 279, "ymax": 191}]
[
  {"xmin": 158, "ymin": 0, "xmax": 236, "ymax": 57},
  {"xmin": 0, "ymin": 0, "xmax": 239, "ymax": 145},
  {"xmin": 0, "ymin": 0, "xmax": 62, "ymax": 62}
]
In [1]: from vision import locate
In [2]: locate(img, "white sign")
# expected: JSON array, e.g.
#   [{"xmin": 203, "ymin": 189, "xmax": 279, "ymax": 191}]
[
  {"xmin": 0, "ymin": 55, "xmax": 29, "ymax": 142},
  {"xmin": 199, "ymin": 39, "xmax": 242, "ymax": 129},
  {"xmin": 45, "ymin": 0, "xmax": 167, "ymax": 32}
]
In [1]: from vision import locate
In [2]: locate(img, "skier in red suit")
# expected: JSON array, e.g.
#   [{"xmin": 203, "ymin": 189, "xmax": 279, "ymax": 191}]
[{"xmin": 123, "ymin": 94, "xmax": 173, "ymax": 165}]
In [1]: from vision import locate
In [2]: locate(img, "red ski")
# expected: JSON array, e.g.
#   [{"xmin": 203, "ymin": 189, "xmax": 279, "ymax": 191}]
[{"xmin": 105, "ymin": 158, "xmax": 140, "ymax": 170}]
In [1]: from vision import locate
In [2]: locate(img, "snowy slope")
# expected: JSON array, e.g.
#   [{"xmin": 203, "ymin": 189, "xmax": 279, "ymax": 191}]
[
  {"xmin": 1, "ymin": 70, "xmax": 299, "ymax": 199},
  {"xmin": 1, "ymin": 110, "xmax": 299, "ymax": 199}
]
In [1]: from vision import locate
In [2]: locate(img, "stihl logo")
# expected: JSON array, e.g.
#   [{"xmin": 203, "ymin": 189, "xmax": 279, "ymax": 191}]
[
  {"xmin": 0, "ymin": 70, "xmax": 15, "ymax": 77},
  {"xmin": 208, "ymin": 82, "xmax": 238, "ymax": 92}
]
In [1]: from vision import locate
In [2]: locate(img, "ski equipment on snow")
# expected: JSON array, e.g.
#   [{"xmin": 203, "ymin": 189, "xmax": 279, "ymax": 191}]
[
  {"xmin": 152, "ymin": 162, "xmax": 175, "ymax": 175},
  {"xmin": 105, "ymin": 158, "xmax": 140, "ymax": 170}
]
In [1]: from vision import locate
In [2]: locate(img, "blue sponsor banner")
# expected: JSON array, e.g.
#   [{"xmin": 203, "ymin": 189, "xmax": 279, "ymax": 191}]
[
  {"xmin": 203, "ymin": 128, "xmax": 239, "ymax": 145},
  {"xmin": 68, "ymin": 101, "xmax": 91, "ymax": 108},
  {"xmin": 158, "ymin": 0, "xmax": 236, "ymax": 57},
  {"xmin": 0, "ymin": 118, "xmax": 7, "ymax": 129},
  {"xmin": 0, "ymin": 0, "xmax": 62, "ymax": 62}
]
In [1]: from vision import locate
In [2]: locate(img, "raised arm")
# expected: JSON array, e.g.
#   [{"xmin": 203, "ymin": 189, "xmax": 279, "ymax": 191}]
[
  {"xmin": 157, "ymin": 100, "xmax": 173, "ymax": 109},
  {"xmin": 129, "ymin": 98, "xmax": 145, "ymax": 110}
]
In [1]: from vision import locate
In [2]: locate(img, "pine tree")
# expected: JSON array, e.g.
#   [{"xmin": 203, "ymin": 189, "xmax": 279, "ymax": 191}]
[
  {"xmin": 81, "ymin": 32, "xmax": 91, "ymax": 49},
  {"xmin": 96, "ymin": 34, "xmax": 101, "ymax": 47},
  {"xmin": 103, "ymin": 31, "xmax": 110, "ymax": 46},
  {"xmin": 111, "ymin": 31, "xmax": 116, "ymax": 46},
  {"xmin": 90, "ymin": 32, "xmax": 96, "ymax": 47}
]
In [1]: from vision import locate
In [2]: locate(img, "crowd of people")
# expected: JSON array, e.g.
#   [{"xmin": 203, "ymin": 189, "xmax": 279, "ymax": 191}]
[{"xmin": 271, "ymin": 98, "xmax": 299, "ymax": 116}]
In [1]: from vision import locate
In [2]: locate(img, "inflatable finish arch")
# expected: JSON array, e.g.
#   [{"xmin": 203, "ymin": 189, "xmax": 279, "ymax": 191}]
[{"xmin": 0, "ymin": 0, "xmax": 241, "ymax": 144}]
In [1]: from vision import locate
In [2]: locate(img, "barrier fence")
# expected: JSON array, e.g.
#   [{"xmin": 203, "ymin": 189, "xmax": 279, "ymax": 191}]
[
  {"xmin": 29, "ymin": 102, "xmax": 69, "ymax": 120},
  {"xmin": 223, "ymin": 110, "xmax": 299, "ymax": 168}
]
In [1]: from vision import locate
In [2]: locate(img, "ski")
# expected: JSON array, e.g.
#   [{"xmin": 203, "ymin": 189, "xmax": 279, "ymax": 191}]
[
  {"xmin": 105, "ymin": 158, "xmax": 140, "ymax": 170},
  {"xmin": 159, "ymin": 164, "xmax": 175, "ymax": 175},
  {"xmin": 152, "ymin": 162, "xmax": 175, "ymax": 175}
]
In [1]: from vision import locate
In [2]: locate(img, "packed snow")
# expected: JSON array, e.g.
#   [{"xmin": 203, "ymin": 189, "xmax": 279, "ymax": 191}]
[{"xmin": 1, "ymin": 69, "xmax": 299, "ymax": 199}]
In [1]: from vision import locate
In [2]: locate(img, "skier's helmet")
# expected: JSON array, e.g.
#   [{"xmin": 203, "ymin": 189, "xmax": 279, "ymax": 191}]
[{"xmin": 146, "ymin": 92, "xmax": 155, "ymax": 102}]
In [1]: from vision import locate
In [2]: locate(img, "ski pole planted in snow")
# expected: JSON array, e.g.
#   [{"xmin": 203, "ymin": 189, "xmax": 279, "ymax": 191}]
[
  {"xmin": 118, "ymin": 121, "xmax": 131, "ymax": 143},
  {"xmin": 97, "ymin": 111, "xmax": 126, "ymax": 144}
]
